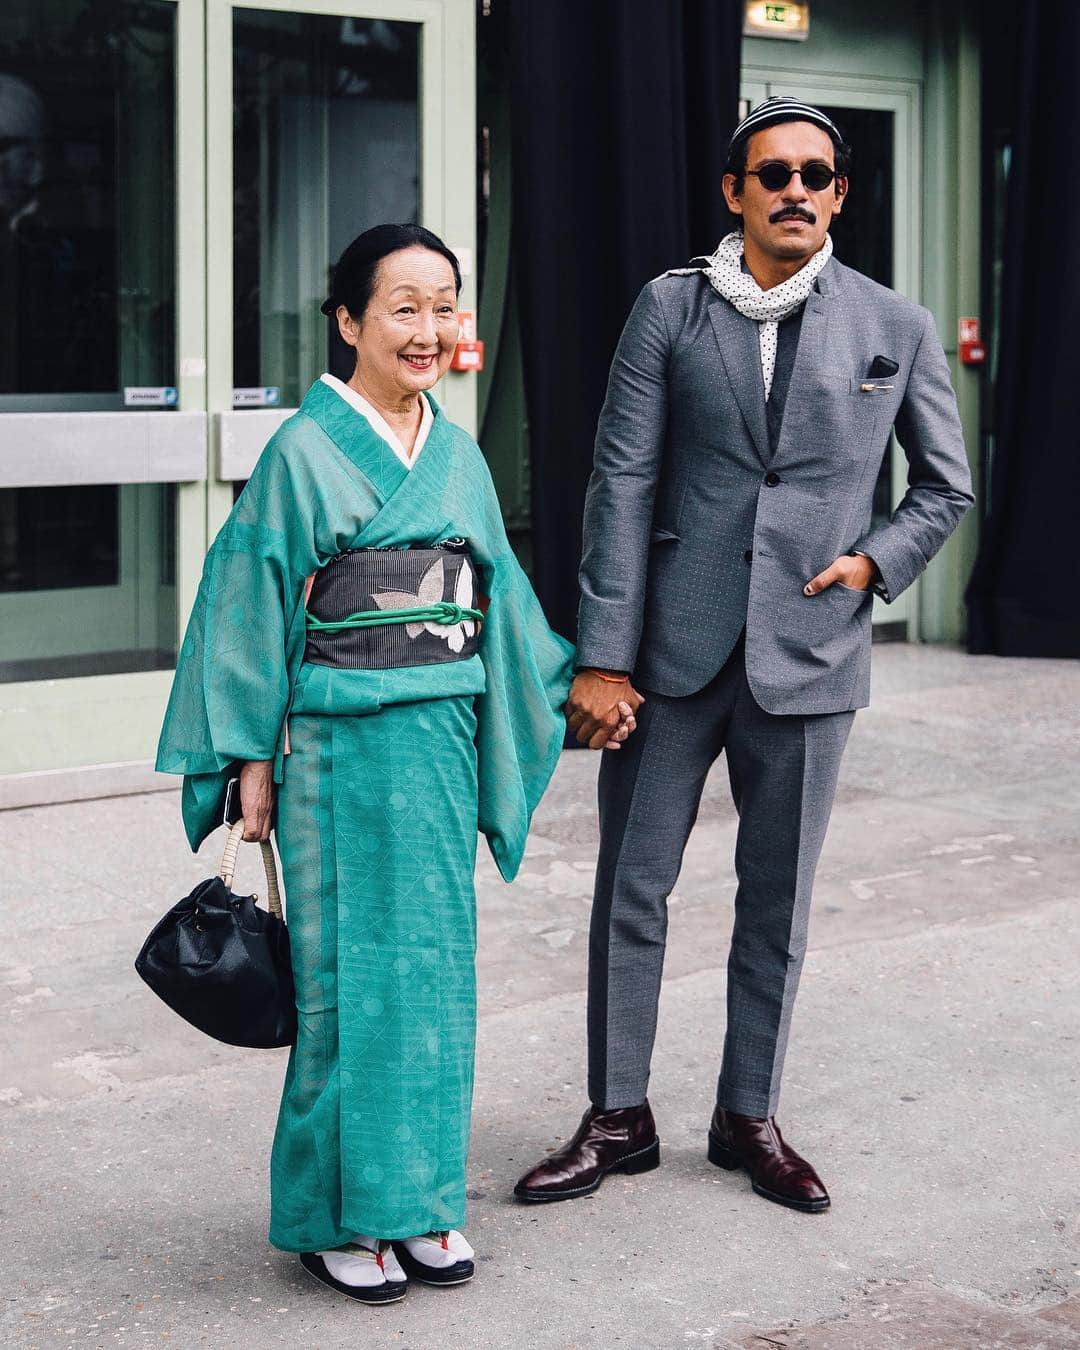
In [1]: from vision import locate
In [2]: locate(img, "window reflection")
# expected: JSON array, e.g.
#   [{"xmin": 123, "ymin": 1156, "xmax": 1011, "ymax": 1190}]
[
  {"xmin": 0, "ymin": 1, "xmax": 175, "ymax": 406},
  {"xmin": 0, "ymin": 3, "xmax": 178, "ymax": 681},
  {"xmin": 0, "ymin": 486, "xmax": 118, "ymax": 592},
  {"xmin": 0, "ymin": 484, "xmax": 176, "ymax": 682},
  {"xmin": 233, "ymin": 12, "xmax": 420, "ymax": 405}
]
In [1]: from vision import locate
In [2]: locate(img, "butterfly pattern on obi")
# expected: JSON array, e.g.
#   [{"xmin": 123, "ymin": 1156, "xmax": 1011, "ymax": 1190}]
[{"xmin": 372, "ymin": 556, "xmax": 478, "ymax": 654}]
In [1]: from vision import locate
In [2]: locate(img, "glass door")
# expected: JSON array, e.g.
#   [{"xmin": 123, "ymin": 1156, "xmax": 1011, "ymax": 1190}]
[
  {"xmin": 205, "ymin": 0, "xmax": 475, "ymax": 534},
  {"xmin": 0, "ymin": 0, "xmax": 473, "ymax": 790},
  {"xmin": 0, "ymin": 0, "xmax": 206, "ymax": 777},
  {"xmin": 739, "ymin": 75, "xmax": 922, "ymax": 634}
]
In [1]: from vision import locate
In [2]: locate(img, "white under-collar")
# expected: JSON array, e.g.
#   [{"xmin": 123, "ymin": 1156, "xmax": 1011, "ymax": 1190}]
[{"xmin": 319, "ymin": 373, "xmax": 433, "ymax": 469}]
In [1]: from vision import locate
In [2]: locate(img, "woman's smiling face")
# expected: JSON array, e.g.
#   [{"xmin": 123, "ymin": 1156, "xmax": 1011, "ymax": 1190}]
[{"xmin": 337, "ymin": 246, "xmax": 460, "ymax": 403}]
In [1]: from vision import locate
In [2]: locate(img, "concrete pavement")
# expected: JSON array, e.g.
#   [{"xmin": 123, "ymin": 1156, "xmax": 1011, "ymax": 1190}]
[{"xmin": 2, "ymin": 644, "xmax": 1078, "ymax": 1348}]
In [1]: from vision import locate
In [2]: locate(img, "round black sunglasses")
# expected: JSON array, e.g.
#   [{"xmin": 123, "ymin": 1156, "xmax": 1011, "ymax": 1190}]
[{"xmin": 746, "ymin": 161, "xmax": 839, "ymax": 192}]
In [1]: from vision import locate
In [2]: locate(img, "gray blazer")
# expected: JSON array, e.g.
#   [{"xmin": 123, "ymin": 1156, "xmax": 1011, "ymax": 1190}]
[{"xmin": 576, "ymin": 257, "xmax": 974, "ymax": 714}]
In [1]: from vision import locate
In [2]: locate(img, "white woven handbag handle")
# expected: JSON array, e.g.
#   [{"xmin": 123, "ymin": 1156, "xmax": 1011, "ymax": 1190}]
[{"xmin": 219, "ymin": 820, "xmax": 283, "ymax": 919}]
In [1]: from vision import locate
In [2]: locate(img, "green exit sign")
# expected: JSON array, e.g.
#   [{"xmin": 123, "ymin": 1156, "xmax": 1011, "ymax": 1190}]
[{"xmin": 744, "ymin": 1, "xmax": 811, "ymax": 40}]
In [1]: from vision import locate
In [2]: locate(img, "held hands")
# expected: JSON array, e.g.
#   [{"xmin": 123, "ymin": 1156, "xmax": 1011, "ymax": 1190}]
[
  {"xmin": 239, "ymin": 666, "xmax": 644, "ymax": 844},
  {"xmin": 565, "ymin": 670, "xmax": 645, "ymax": 751},
  {"xmin": 803, "ymin": 552, "xmax": 879, "ymax": 596},
  {"xmin": 239, "ymin": 759, "xmax": 275, "ymax": 842}
]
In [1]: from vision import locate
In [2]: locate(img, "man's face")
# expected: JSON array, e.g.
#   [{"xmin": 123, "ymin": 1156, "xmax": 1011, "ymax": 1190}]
[
  {"xmin": 0, "ymin": 77, "xmax": 46, "ymax": 223},
  {"xmin": 722, "ymin": 121, "xmax": 846, "ymax": 264},
  {"xmin": 0, "ymin": 140, "xmax": 44, "ymax": 220}
]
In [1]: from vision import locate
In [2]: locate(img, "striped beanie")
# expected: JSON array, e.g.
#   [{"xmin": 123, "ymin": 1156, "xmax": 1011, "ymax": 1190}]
[{"xmin": 727, "ymin": 96, "xmax": 844, "ymax": 156}]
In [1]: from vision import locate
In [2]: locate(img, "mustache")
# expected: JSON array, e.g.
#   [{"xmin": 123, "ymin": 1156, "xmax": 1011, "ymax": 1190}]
[{"xmin": 770, "ymin": 206, "xmax": 817, "ymax": 225}]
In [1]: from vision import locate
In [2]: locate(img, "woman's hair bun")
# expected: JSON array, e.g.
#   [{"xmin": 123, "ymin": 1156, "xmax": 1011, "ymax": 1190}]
[{"xmin": 321, "ymin": 224, "xmax": 462, "ymax": 320}]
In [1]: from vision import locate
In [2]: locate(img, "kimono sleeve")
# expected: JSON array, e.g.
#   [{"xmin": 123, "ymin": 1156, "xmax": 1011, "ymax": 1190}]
[
  {"xmin": 469, "ymin": 444, "xmax": 575, "ymax": 880},
  {"xmin": 155, "ymin": 423, "xmax": 325, "ymax": 846}
]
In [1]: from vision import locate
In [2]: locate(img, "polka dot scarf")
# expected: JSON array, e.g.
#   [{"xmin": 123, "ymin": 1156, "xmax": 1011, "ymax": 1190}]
[{"xmin": 682, "ymin": 231, "xmax": 832, "ymax": 400}]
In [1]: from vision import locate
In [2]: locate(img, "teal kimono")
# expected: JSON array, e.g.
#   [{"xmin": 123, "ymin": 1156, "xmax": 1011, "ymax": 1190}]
[{"xmin": 156, "ymin": 380, "xmax": 574, "ymax": 1247}]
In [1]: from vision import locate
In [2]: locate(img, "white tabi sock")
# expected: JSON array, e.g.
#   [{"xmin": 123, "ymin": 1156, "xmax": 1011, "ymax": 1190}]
[
  {"xmin": 317, "ymin": 1235, "xmax": 404, "ymax": 1287},
  {"xmin": 400, "ymin": 1229, "xmax": 474, "ymax": 1269}
]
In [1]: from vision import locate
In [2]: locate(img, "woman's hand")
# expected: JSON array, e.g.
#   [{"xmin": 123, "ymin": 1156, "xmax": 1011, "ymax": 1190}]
[
  {"xmin": 604, "ymin": 700, "xmax": 638, "ymax": 750},
  {"xmin": 239, "ymin": 759, "xmax": 275, "ymax": 841}
]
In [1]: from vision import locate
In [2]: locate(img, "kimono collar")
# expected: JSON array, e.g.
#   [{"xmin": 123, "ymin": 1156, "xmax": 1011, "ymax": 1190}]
[{"xmin": 319, "ymin": 373, "xmax": 434, "ymax": 468}]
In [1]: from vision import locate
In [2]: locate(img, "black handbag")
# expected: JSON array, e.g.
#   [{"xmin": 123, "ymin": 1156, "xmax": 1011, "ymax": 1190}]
[{"xmin": 135, "ymin": 821, "xmax": 297, "ymax": 1048}]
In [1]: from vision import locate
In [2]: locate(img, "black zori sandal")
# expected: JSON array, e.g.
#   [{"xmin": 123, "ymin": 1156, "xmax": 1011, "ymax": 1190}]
[
  {"xmin": 299, "ymin": 1244, "xmax": 407, "ymax": 1304},
  {"xmin": 391, "ymin": 1231, "xmax": 475, "ymax": 1287}
]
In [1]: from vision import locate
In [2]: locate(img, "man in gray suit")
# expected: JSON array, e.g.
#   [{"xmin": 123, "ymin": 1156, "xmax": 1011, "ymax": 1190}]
[{"xmin": 516, "ymin": 97, "xmax": 974, "ymax": 1212}]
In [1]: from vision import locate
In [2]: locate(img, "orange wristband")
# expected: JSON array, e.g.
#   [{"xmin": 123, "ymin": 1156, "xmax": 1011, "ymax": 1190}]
[{"xmin": 586, "ymin": 668, "xmax": 629, "ymax": 684}]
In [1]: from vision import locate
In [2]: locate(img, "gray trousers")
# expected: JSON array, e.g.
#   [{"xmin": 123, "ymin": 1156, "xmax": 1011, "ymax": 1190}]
[{"xmin": 587, "ymin": 637, "xmax": 854, "ymax": 1118}]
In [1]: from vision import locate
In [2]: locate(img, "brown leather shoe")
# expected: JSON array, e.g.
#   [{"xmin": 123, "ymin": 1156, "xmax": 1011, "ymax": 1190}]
[
  {"xmin": 707, "ymin": 1106, "xmax": 830, "ymax": 1213},
  {"xmin": 514, "ymin": 1102, "xmax": 660, "ymax": 1202}
]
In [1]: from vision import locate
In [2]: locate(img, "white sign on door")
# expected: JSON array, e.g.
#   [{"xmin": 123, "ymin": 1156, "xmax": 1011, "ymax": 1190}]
[
  {"xmin": 232, "ymin": 388, "xmax": 282, "ymax": 408},
  {"xmin": 124, "ymin": 386, "xmax": 178, "ymax": 407}
]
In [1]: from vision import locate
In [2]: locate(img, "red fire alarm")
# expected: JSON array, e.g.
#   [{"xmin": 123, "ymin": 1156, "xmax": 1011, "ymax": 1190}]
[
  {"xmin": 451, "ymin": 310, "xmax": 484, "ymax": 372},
  {"xmin": 959, "ymin": 317, "xmax": 986, "ymax": 366}
]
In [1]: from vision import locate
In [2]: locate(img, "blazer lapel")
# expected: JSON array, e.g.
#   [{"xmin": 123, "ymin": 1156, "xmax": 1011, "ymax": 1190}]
[
  {"xmin": 772, "ymin": 262, "xmax": 837, "ymax": 461},
  {"xmin": 706, "ymin": 291, "xmax": 770, "ymax": 470}
]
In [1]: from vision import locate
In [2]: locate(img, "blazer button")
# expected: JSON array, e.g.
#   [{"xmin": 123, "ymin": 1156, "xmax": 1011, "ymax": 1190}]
[
  {"xmin": 744, "ymin": 549, "xmax": 753, "ymax": 563},
  {"xmin": 764, "ymin": 472, "xmax": 781, "ymax": 487}
]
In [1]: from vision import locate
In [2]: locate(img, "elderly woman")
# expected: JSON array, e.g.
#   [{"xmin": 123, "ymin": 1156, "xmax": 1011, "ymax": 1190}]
[{"xmin": 157, "ymin": 224, "xmax": 633, "ymax": 1304}]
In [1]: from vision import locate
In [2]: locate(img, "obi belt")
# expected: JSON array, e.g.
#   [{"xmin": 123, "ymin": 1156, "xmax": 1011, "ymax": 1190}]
[{"xmin": 304, "ymin": 542, "xmax": 483, "ymax": 670}]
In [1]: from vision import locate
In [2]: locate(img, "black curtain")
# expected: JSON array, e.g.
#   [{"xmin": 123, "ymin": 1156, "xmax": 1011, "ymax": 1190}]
[
  {"xmin": 966, "ymin": 1, "xmax": 1080, "ymax": 656},
  {"xmin": 510, "ymin": 0, "xmax": 742, "ymax": 640}
]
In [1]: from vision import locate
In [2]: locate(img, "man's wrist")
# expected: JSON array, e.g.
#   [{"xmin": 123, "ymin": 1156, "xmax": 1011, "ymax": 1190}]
[{"xmin": 582, "ymin": 667, "xmax": 629, "ymax": 683}]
